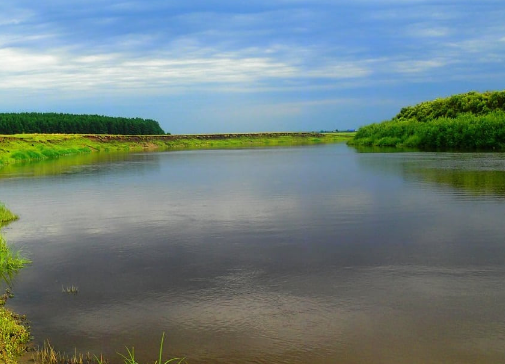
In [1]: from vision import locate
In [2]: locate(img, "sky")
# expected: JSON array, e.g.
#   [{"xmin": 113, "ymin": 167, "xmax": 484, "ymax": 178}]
[{"xmin": 0, "ymin": 1, "xmax": 504, "ymax": 134}]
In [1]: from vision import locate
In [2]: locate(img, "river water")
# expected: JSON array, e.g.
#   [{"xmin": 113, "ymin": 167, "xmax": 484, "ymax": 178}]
[{"xmin": 1, "ymin": 143, "xmax": 505, "ymax": 363}]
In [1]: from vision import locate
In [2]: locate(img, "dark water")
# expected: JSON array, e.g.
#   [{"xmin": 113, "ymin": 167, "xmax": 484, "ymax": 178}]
[{"xmin": 1, "ymin": 144, "xmax": 505, "ymax": 364}]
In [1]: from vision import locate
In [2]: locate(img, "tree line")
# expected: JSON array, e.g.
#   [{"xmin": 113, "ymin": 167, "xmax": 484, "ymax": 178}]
[{"xmin": 0, "ymin": 113, "xmax": 166, "ymax": 135}]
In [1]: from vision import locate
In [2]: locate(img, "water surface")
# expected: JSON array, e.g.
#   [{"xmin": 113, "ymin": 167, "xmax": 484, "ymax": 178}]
[{"xmin": 1, "ymin": 144, "xmax": 505, "ymax": 363}]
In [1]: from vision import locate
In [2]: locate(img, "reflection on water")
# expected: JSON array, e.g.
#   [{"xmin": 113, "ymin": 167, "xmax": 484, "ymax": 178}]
[
  {"xmin": 356, "ymin": 150, "xmax": 505, "ymax": 199},
  {"xmin": 0, "ymin": 152, "xmax": 129, "ymax": 179},
  {"xmin": 408, "ymin": 168, "xmax": 505, "ymax": 198},
  {"xmin": 1, "ymin": 144, "xmax": 505, "ymax": 364}
]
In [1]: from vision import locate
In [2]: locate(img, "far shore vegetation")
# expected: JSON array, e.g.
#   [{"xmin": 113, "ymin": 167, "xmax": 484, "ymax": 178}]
[
  {"xmin": 0, "ymin": 132, "xmax": 354, "ymax": 168},
  {"xmin": 0, "ymin": 113, "xmax": 166, "ymax": 135},
  {"xmin": 350, "ymin": 90, "xmax": 505, "ymax": 150}
]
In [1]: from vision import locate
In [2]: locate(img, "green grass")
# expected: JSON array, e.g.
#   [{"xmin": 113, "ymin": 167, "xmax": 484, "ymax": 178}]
[
  {"xmin": 0, "ymin": 132, "xmax": 354, "ymax": 167},
  {"xmin": 112, "ymin": 333, "xmax": 187, "ymax": 364},
  {"xmin": 0, "ymin": 235, "xmax": 30, "ymax": 286},
  {"xmin": 31, "ymin": 341, "xmax": 105, "ymax": 364},
  {"xmin": 0, "ymin": 305, "xmax": 31, "ymax": 364},
  {"xmin": 32, "ymin": 334, "xmax": 187, "ymax": 364},
  {"xmin": 0, "ymin": 204, "xmax": 18, "ymax": 225},
  {"xmin": 350, "ymin": 111, "xmax": 505, "ymax": 150},
  {"xmin": 350, "ymin": 90, "xmax": 505, "ymax": 150},
  {"xmin": 0, "ymin": 218, "xmax": 31, "ymax": 364}
]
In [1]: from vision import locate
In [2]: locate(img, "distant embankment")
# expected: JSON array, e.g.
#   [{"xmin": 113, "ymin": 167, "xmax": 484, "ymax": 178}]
[
  {"xmin": 0, "ymin": 132, "xmax": 353, "ymax": 166},
  {"xmin": 350, "ymin": 90, "xmax": 505, "ymax": 150},
  {"xmin": 85, "ymin": 132, "xmax": 330, "ymax": 141}
]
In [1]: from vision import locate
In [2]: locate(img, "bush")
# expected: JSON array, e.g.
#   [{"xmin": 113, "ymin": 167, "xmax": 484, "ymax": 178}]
[
  {"xmin": 393, "ymin": 90, "xmax": 505, "ymax": 122},
  {"xmin": 351, "ymin": 90, "xmax": 505, "ymax": 150},
  {"xmin": 352, "ymin": 111, "xmax": 505, "ymax": 150}
]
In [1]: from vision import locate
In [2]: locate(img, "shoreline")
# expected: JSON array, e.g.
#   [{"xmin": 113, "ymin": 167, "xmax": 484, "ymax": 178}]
[
  {"xmin": 0, "ymin": 132, "xmax": 354, "ymax": 167},
  {"xmin": 0, "ymin": 206, "xmax": 31, "ymax": 364}
]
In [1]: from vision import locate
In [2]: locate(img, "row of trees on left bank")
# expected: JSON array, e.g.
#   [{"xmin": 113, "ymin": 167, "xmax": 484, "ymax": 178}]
[{"xmin": 0, "ymin": 113, "xmax": 166, "ymax": 135}]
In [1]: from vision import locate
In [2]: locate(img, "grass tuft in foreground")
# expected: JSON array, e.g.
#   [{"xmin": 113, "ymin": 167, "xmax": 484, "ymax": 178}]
[
  {"xmin": 32, "ymin": 333, "xmax": 186, "ymax": 364},
  {"xmin": 32, "ymin": 341, "xmax": 106, "ymax": 364},
  {"xmin": 111, "ymin": 333, "xmax": 187, "ymax": 364}
]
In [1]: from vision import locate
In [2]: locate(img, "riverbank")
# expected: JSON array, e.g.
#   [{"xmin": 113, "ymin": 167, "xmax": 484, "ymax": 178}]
[
  {"xmin": 0, "ymin": 132, "xmax": 354, "ymax": 167},
  {"xmin": 0, "ymin": 205, "xmax": 30, "ymax": 364}
]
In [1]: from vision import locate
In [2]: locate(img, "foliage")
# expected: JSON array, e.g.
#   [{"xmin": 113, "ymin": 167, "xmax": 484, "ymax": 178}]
[
  {"xmin": 0, "ymin": 113, "xmax": 165, "ymax": 135},
  {"xmin": 0, "ymin": 204, "xmax": 18, "ymax": 225},
  {"xmin": 0, "ymin": 235, "xmax": 30, "ymax": 286},
  {"xmin": 351, "ymin": 91, "xmax": 505, "ymax": 150},
  {"xmin": 393, "ymin": 90, "xmax": 505, "ymax": 122},
  {"xmin": 0, "ymin": 306, "xmax": 30, "ymax": 364},
  {"xmin": 0, "ymin": 217, "xmax": 31, "ymax": 364}
]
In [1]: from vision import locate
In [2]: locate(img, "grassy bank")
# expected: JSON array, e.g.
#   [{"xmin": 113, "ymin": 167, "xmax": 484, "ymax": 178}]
[
  {"xmin": 0, "ymin": 304, "xmax": 30, "ymax": 364},
  {"xmin": 350, "ymin": 90, "xmax": 505, "ymax": 150},
  {"xmin": 0, "ymin": 204, "xmax": 31, "ymax": 364},
  {"xmin": 0, "ymin": 132, "xmax": 353, "ymax": 167},
  {"xmin": 350, "ymin": 111, "xmax": 505, "ymax": 149}
]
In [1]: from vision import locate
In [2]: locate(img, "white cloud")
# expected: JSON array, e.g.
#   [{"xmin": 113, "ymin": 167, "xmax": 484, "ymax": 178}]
[
  {"xmin": 0, "ymin": 0, "xmax": 504, "ymax": 130},
  {"xmin": 407, "ymin": 26, "xmax": 450, "ymax": 38},
  {"xmin": 0, "ymin": 44, "xmax": 375, "ymax": 95},
  {"xmin": 0, "ymin": 48, "xmax": 58, "ymax": 72},
  {"xmin": 0, "ymin": 48, "xmax": 285, "ymax": 91},
  {"xmin": 294, "ymin": 98, "xmax": 361, "ymax": 107},
  {"xmin": 308, "ymin": 63, "xmax": 372, "ymax": 79},
  {"xmin": 365, "ymin": 7, "xmax": 458, "ymax": 22},
  {"xmin": 0, "ymin": 17, "xmax": 24, "ymax": 26},
  {"xmin": 393, "ymin": 59, "xmax": 450, "ymax": 74},
  {"xmin": 0, "ymin": 7, "xmax": 33, "ymax": 25},
  {"xmin": 450, "ymin": 36, "xmax": 505, "ymax": 53}
]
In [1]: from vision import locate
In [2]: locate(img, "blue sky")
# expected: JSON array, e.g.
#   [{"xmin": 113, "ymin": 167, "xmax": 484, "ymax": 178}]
[{"xmin": 0, "ymin": 0, "xmax": 504, "ymax": 134}]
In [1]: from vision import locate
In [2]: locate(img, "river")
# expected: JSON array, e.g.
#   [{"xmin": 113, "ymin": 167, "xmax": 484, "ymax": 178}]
[{"xmin": 1, "ymin": 143, "xmax": 505, "ymax": 363}]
